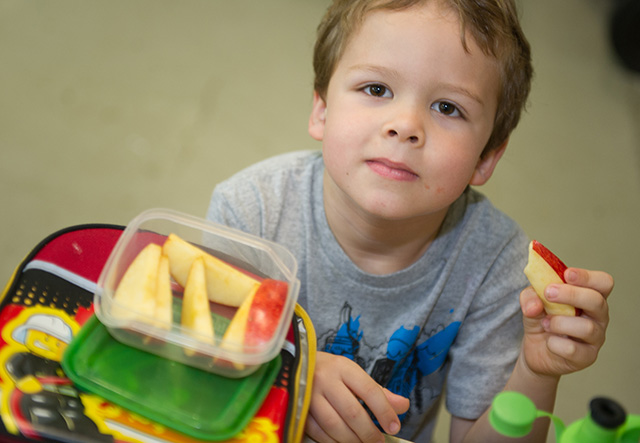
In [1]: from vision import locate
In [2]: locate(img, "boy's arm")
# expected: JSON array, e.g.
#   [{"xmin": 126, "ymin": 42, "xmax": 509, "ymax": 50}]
[
  {"xmin": 450, "ymin": 267, "xmax": 613, "ymax": 443},
  {"xmin": 450, "ymin": 353, "xmax": 559, "ymax": 442}
]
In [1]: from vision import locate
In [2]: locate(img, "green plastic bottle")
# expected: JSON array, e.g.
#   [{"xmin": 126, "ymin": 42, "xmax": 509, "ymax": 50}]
[{"xmin": 489, "ymin": 391, "xmax": 640, "ymax": 442}]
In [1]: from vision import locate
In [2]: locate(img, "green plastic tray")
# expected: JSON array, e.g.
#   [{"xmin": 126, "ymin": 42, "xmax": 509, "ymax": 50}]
[{"xmin": 61, "ymin": 315, "xmax": 281, "ymax": 441}]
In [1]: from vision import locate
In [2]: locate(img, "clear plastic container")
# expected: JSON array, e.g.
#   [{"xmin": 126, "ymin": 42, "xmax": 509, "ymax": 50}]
[{"xmin": 94, "ymin": 208, "xmax": 300, "ymax": 378}]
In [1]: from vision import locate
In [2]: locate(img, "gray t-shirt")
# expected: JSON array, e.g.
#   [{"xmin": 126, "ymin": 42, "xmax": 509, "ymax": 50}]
[{"xmin": 206, "ymin": 150, "xmax": 529, "ymax": 441}]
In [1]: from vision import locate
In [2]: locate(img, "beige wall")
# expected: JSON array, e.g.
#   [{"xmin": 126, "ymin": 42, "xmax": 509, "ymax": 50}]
[{"xmin": 1, "ymin": 1, "xmax": 638, "ymax": 441}]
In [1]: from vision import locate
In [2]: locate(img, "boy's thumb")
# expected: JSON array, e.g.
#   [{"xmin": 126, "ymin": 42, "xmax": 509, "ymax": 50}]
[{"xmin": 520, "ymin": 286, "xmax": 545, "ymax": 318}]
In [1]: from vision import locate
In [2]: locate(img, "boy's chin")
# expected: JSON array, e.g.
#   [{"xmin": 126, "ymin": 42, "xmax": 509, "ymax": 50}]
[{"xmin": 354, "ymin": 193, "xmax": 450, "ymax": 224}]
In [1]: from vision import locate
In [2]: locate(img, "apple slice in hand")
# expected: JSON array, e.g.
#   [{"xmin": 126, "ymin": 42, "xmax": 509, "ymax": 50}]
[
  {"xmin": 221, "ymin": 279, "xmax": 288, "ymax": 368},
  {"xmin": 181, "ymin": 257, "xmax": 215, "ymax": 350},
  {"xmin": 112, "ymin": 243, "xmax": 162, "ymax": 322},
  {"xmin": 523, "ymin": 240, "xmax": 580, "ymax": 316},
  {"xmin": 162, "ymin": 233, "xmax": 260, "ymax": 307}
]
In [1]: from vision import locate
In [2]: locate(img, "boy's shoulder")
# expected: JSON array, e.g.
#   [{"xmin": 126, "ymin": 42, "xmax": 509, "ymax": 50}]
[
  {"xmin": 208, "ymin": 150, "xmax": 323, "ymax": 235},
  {"xmin": 212, "ymin": 150, "xmax": 323, "ymax": 209},
  {"xmin": 443, "ymin": 188, "xmax": 527, "ymax": 255}
]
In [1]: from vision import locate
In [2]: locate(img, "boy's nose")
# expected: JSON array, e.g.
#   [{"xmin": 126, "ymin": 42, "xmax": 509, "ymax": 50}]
[{"xmin": 383, "ymin": 106, "xmax": 425, "ymax": 146}]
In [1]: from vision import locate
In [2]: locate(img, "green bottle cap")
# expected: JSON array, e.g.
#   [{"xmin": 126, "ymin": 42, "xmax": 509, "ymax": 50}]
[{"xmin": 489, "ymin": 391, "xmax": 539, "ymax": 438}]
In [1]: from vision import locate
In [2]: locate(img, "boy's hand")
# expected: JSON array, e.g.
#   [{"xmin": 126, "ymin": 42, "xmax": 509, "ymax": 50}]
[
  {"xmin": 305, "ymin": 351, "xmax": 410, "ymax": 443},
  {"xmin": 520, "ymin": 267, "xmax": 613, "ymax": 377}
]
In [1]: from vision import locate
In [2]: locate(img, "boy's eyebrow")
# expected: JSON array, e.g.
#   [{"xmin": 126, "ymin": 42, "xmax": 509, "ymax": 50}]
[
  {"xmin": 347, "ymin": 64, "xmax": 485, "ymax": 106},
  {"xmin": 433, "ymin": 82, "xmax": 485, "ymax": 106},
  {"xmin": 348, "ymin": 64, "xmax": 401, "ymax": 79}
]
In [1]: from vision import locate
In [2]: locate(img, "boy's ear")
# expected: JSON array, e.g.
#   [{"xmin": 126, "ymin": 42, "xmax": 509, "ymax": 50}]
[
  {"xmin": 308, "ymin": 90, "xmax": 327, "ymax": 141},
  {"xmin": 469, "ymin": 139, "xmax": 509, "ymax": 186}
]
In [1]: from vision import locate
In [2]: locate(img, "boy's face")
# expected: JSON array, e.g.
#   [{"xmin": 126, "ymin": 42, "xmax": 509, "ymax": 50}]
[{"xmin": 309, "ymin": 2, "xmax": 505, "ymax": 222}]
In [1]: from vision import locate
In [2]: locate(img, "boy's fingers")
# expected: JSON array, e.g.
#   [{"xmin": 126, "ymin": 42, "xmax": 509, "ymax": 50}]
[
  {"xmin": 546, "ymin": 315, "xmax": 605, "ymax": 347},
  {"xmin": 326, "ymin": 385, "xmax": 386, "ymax": 442},
  {"xmin": 347, "ymin": 377, "xmax": 402, "ymax": 437},
  {"xmin": 305, "ymin": 414, "xmax": 337, "ymax": 443},
  {"xmin": 309, "ymin": 391, "xmax": 362, "ymax": 442},
  {"xmin": 546, "ymin": 283, "xmax": 609, "ymax": 323},
  {"xmin": 311, "ymin": 353, "xmax": 385, "ymax": 442},
  {"xmin": 355, "ymin": 386, "xmax": 400, "ymax": 441},
  {"xmin": 564, "ymin": 268, "xmax": 614, "ymax": 298},
  {"xmin": 546, "ymin": 334, "xmax": 598, "ymax": 366},
  {"xmin": 520, "ymin": 287, "xmax": 545, "ymax": 318},
  {"xmin": 310, "ymin": 353, "xmax": 403, "ymax": 440},
  {"xmin": 382, "ymin": 388, "xmax": 410, "ymax": 415}
]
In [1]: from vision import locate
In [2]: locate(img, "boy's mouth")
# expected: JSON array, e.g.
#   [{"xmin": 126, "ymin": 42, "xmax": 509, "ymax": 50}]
[{"xmin": 366, "ymin": 158, "xmax": 419, "ymax": 181}]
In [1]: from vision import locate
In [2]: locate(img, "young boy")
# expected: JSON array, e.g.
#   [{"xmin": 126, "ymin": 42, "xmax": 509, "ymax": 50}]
[{"xmin": 206, "ymin": 0, "xmax": 614, "ymax": 441}]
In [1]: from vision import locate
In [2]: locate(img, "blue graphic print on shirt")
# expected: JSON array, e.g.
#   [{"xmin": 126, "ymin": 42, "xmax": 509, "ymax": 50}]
[{"xmin": 322, "ymin": 302, "xmax": 461, "ymax": 419}]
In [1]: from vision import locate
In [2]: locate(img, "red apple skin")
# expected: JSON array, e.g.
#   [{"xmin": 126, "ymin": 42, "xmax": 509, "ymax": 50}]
[
  {"xmin": 531, "ymin": 240, "xmax": 567, "ymax": 282},
  {"xmin": 244, "ymin": 279, "xmax": 288, "ymax": 349},
  {"xmin": 530, "ymin": 240, "xmax": 582, "ymax": 316}
]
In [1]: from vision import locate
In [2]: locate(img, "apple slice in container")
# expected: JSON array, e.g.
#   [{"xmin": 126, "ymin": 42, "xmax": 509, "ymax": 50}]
[
  {"xmin": 523, "ymin": 240, "xmax": 581, "ymax": 316},
  {"xmin": 181, "ymin": 257, "xmax": 215, "ymax": 355},
  {"xmin": 221, "ymin": 279, "xmax": 288, "ymax": 369},
  {"xmin": 111, "ymin": 243, "xmax": 162, "ymax": 322},
  {"xmin": 153, "ymin": 254, "xmax": 173, "ymax": 329},
  {"xmin": 162, "ymin": 233, "xmax": 260, "ymax": 307},
  {"xmin": 244, "ymin": 279, "xmax": 289, "ymax": 349}
]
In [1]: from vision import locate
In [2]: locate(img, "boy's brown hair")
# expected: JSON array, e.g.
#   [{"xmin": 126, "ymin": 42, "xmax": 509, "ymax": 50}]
[{"xmin": 313, "ymin": 0, "xmax": 533, "ymax": 155}]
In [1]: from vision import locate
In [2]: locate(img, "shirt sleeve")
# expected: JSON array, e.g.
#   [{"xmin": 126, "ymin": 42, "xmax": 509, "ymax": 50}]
[
  {"xmin": 205, "ymin": 155, "xmax": 278, "ymax": 238},
  {"xmin": 206, "ymin": 150, "xmax": 320, "ymax": 242},
  {"xmin": 207, "ymin": 181, "xmax": 260, "ymax": 235}
]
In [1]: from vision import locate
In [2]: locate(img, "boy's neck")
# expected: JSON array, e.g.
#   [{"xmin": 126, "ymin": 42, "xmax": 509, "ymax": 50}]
[{"xmin": 323, "ymin": 173, "xmax": 448, "ymax": 275}]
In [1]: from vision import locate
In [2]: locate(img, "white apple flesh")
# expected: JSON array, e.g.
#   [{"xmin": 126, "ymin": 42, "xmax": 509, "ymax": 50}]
[
  {"xmin": 162, "ymin": 233, "xmax": 260, "ymax": 307},
  {"xmin": 181, "ymin": 257, "xmax": 215, "ymax": 349},
  {"xmin": 112, "ymin": 243, "xmax": 162, "ymax": 322},
  {"xmin": 153, "ymin": 254, "xmax": 173, "ymax": 329}
]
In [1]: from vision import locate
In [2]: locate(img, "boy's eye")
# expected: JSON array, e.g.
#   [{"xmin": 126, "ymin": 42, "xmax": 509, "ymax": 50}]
[
  {"xmin": 431, "ymin": 101, "xmax": 461, "ymax": 117},
  {"xmin": 364, "ymin": 84, "xmax": 391, "ymax": 98}
]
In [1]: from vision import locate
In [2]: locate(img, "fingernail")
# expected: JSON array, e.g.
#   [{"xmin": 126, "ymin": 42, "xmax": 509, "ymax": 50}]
[
  {"xmin": 566, "ymin": 269, "xmax": 578, "ymax": 282},
  {"xmin": 542, "ymin": 317, "xmax": 551, "ymax": 330},
  {"xmin": 389, "ymin": 421, "xmax": 400, "ymax": 434},
  {"xmin": 546, "ymin": 286, "xmax": 558, "ymax": 300}
]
